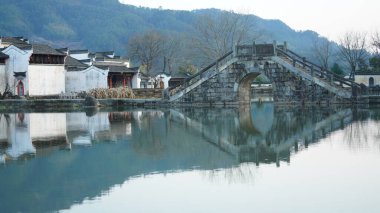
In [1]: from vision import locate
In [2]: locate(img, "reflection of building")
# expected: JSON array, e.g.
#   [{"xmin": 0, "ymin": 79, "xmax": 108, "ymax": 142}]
[
  {"xmin": 0, "ymin": 113, "xmax": 67, "ymax": 162},
  {"xmin": 66, "ymin": 112, "xmax": 134, "ymax": 146},
  {"xmin": 67, "ymin": 112, "xmax": 111, "ymax": 145}
]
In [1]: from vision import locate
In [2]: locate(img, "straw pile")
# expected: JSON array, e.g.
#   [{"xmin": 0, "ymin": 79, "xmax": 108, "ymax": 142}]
[{"xmin": 88, "ymin": 87, "xmax": 135, "ymax": 99}]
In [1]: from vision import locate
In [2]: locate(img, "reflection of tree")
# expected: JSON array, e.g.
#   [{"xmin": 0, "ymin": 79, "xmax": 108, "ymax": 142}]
[
  {"xmin": 343, "ymin": 110, "xmax": 380, "ymax": 151},
  {"xmin": 201, "ymin": 164, "xmax": 258, "ymax": 185}
]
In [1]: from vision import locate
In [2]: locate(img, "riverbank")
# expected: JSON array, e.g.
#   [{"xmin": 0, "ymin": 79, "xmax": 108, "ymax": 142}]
[{"xmin": 0, "ymin": 96, "xmax": 379, "ymax": 113}]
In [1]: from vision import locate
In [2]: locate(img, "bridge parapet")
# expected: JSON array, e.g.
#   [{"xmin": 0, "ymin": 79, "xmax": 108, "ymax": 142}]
[{"xmin": 235, "ymin": 43, "xmax": 276, "ymax": 59}]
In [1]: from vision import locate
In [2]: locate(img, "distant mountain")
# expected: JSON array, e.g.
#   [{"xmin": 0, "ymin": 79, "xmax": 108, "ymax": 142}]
[{"xmin": 0, "ymin": 0, "xmax": 332, "ymax": 60}]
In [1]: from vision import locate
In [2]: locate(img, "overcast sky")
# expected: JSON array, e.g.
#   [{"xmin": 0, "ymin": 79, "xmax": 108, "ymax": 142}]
[{"xmin": 119, "ymin": 0, "xmax": 380, "ymax": 42}]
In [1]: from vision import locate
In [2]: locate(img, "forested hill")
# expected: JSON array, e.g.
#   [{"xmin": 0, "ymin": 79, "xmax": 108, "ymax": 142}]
[{"xmin": 0, "ymin": 0, "xmax": 326, "ymax": 57}]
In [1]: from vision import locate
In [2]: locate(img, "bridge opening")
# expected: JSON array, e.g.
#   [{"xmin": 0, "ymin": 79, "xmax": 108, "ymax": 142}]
[{"xmin": 238, "ymin": 73, "xmax": 273, "ymax": 103}]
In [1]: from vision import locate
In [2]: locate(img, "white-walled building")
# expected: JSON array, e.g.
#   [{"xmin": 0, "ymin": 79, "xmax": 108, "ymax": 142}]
[
  {"xmin": 65, "ymin": 56, "xmax": 109, "ymax": 93},
  {"xmin": 0, "ymin": 38, "xmax": 66, "ymax": 97},
  {"xmin": 69, "ymin": 49, "xmax": 138, "ymax": 89}
]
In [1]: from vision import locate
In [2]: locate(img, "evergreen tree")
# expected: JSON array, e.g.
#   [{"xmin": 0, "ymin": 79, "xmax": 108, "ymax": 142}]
[{"xmin": 331, "ymin": 63, "xmax": 344, "ymax": 76}]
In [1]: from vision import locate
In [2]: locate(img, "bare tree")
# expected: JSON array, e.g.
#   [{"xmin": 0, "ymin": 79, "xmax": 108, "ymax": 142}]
[
  {"xmin": 371, "ymin": 31, "xmax": 380, "ymax": 54},
  {"xmin": 127, "ymin": 30, "xmax": 166, "ymax": 74},
  {"xmin": 192, "ymin": 11, "xmax": 258, "ymax": 63},
  {"xmin": 312, "ymin": 38, "xmax": 333, "ymax": 70},
  {"xmin": 0, "ymin": 83, "xmax": 12, "ymax": 99},
  {"xmin": 338, "ymin": 31, "xmax": 368, "ymax": 79},
  {"xmin": 127, "ymin": 30, "xmax": 183, "ymax": 75}
]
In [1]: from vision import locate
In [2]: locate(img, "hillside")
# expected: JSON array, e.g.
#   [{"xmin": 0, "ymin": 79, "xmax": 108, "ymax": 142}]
[{"xmin": 0, "ymin": 0, "xmax": 330, "ymax": 60}]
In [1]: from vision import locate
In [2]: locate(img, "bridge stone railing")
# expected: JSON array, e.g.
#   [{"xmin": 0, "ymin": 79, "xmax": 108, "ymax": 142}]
[
  {"xmin": 167, "ymin": 51, "xmax": 234, "ymax": 101},
  {"xmin": 235, "ymin": 43, "xmax": 276, "ymax": 59}
]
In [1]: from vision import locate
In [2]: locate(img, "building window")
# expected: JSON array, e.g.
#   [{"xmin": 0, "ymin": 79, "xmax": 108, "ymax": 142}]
[{"xmin": 369, "ymin": 77, "xmax": 375, "ymax": 87}]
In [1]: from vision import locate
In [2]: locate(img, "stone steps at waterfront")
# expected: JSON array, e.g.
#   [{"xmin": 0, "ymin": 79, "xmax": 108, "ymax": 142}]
[{"xmin": 132, "ymin": 89, "xmax": 163, "ymax": 99}]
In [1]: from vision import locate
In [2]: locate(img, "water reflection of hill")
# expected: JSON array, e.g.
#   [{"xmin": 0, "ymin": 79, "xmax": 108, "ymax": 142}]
[{"xmin": 0, "ymin": 105, "xmax": 378, "ymax": 212}]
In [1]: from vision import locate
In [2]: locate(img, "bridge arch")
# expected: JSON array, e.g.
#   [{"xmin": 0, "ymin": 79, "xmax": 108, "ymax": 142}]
[{"xmin": 238, "ymin": 72, "xmax": 263, "ymax": 103}]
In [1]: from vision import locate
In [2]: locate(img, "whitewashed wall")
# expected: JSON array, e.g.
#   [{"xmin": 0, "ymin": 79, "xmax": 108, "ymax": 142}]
[
  {"xmin": 132, "ymin": 73, "xmax": 141, "ymax": 89},
  {"xmin": 0, "ymin": 65, "xmax": 6, "ymax": 94},
  {"xmin": 66, "ymin": 66, "xmax": 108, "ymax": 93},
  {"xmin": 28, "ymin": 65, "xmax": 65, "ymax": 96},
  {"xmin": 29, "ymin": 113, "xmax": 67, "ymax": 139},
  {"xmin": 65, "ymin": 71, "xmax": 85, "ymax": 93},
  {"xmin": 355, "ymin": 75, "xmax": 380, "ymax": 86}
]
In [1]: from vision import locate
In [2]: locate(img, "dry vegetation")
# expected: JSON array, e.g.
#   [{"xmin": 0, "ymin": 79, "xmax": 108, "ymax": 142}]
[{"xmin": 88, "ymin": 87, "xmax": 135, "ymax": 99}]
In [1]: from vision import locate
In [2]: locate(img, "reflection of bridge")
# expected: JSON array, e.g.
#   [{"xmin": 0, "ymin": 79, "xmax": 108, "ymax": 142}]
[
  {"xmin": 168, "ymin": 43, "xmax": 368, "ymax": 104},
  {"xmin": 169, "ymin": 103, "xmax": 353, "ymax": 166}
]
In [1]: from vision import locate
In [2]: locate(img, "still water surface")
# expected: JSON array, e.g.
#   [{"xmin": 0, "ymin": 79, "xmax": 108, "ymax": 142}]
[{"xmin": 1, "ymin": 103, "xmax": 380, "ymax": 212}]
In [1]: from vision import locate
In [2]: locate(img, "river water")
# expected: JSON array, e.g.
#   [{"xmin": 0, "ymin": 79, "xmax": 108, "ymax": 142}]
[{"xmin": 0, "ymin": 103, "xmax": 380, "ymax": 212}]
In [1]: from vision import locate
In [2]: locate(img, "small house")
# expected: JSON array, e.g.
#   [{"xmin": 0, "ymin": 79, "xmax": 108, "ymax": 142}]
[
  {"xmin": 355, "ymin": 72, "xmax": 380, "ymax": 87},
  {"xmin": 155, "ymin": 72, "xmax": 171, "ymax": 89},
  {"xmin": 0, "ymin": 39, "xmax": 32, "ymax": 96}
]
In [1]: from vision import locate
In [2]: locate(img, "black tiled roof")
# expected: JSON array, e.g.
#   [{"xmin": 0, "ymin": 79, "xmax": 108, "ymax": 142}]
[
  {"xmin": 96, "ymin": 65, "xmax": 138, "ymax": 74},
  {"xmin": 355, "ymin": 71, "xmax": 380, "ymax": 75},
  {"xmin": 57, "ymin": 48, "xmax": 69, "ymax": 54},
  {"xmin": 171, "ymin": 72, "xmax": 191, "ymax": 78},
  {"xmin": 65, "ymin": 56, "xmax": 89, "ymax": 71},
  {"xmin": 69, "ymin": 49, "xmax": 89, "ymax": 54},
  {"xmin": 0, "ymin": 52, "xmax": 9, "ymax": 59},
  {"xmin": 32, "ymin": 44, "xmax": 66, "ymax": 56},
  {"xmin": 1, "ymin": 37, "xmax": 32, "ymax": 50}
]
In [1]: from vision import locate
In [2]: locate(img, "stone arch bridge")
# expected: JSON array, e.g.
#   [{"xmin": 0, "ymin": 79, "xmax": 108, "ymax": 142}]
[{"xmin": 166, "ymin": 42, "xmax": 368, "ymax": 104}]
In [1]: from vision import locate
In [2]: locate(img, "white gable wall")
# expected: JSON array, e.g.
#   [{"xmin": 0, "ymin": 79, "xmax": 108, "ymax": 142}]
[
  {"xmin": 28, "ymin": 65, "xmax": 65, "ymax": 96},
  {"xmin": 66, "ymin": 66, "xmax": 108, "ymax": 93},
  {"xmin": 2, "ymin": 46, "xmax": 32, "ymax": 95},
  {"xmin": 85, "ymin": 67, "xmax": 108, "ymax": 91}
]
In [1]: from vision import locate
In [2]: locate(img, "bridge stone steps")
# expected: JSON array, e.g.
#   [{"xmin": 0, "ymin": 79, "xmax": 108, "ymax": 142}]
[
  {"xmin": 169, "ymin": 57, "xmax": 238, "ymax": 102},
  {"xmin": 272, "ymin": 56, "xmax": 352, "ymax": 99}
]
